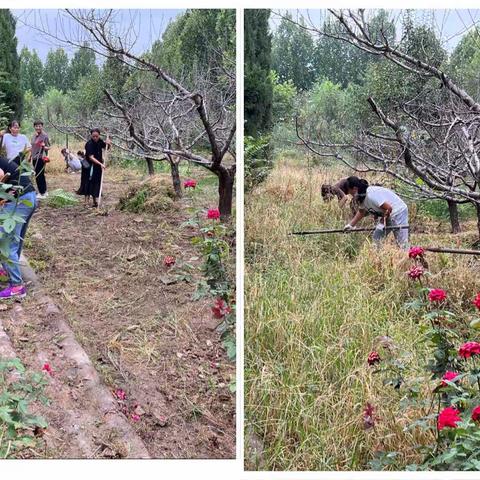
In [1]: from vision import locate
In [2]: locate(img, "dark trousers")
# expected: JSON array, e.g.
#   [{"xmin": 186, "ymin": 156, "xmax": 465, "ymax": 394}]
[{"xmin": 34, "ymin": 158, "xmax": 47, "ymax": 194}]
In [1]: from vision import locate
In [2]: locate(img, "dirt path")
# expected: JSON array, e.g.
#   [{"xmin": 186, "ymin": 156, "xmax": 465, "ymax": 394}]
[{"xmin": 0, "ymin": 166, "xmax": 235, "ymax": 458}]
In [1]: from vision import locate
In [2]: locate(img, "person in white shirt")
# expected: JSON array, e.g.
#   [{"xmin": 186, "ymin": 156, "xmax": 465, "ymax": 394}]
[
  {"xmin": 60, "ymin": 148, "xmax": 82, "ymax": 173},
  {"xmin": 343, "ymin": 176, "xmax": 409, "ymax": 249},
  {"xmin": 0, "ymin": 120, "xmax": 31, "ymax": 162}
]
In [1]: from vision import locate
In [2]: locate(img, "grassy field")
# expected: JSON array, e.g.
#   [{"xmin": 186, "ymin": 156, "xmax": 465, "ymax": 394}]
[{"xmin": 244, "ymin": 157, "xmax": 480, "ymax": 471}]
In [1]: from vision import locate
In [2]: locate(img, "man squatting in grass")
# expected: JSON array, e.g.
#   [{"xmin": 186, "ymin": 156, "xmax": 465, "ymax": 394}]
[
  {"xmin": 84, "ymin": 128, "xmax": 111, "ymax": 208},
  {"xmin": 321, "ymin": 177, "xmax": 359, "ymax": 215},
  {"xmin": 343, "ymin": 176, "xmax": 409, "ymax": 249},
  {"xmin": 30, "ymin": 119, "xmax": 50, "ymax": 200},
  {"xmin": 0, "ymin": 128, "xmax": 37, "ymax": 299}
]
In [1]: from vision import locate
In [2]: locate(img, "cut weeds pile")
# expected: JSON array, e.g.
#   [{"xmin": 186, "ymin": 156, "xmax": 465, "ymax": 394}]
[
  {"xmin": 0, "ymin": 150, "xmax": 235, "ymax": 459},
  {"xmin": 245, "ymin": 158, "xmax": 480, "ymax": 471}
]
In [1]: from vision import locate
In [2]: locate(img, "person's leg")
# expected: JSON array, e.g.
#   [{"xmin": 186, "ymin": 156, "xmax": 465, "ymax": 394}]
[
  {"xmin": 16, "ymin": 192, "xmax": 37, "ymax": 258},
  {"xmin": 0, "ymin": 199, "xmax": 32, "ymax": 292},
  {"xmin": 34, "ymin": 158, "xmax": 47, "ymax": 195},
  {"xmin": 393, "ymin": 208, "xmax": 409, "ymax": 250}
]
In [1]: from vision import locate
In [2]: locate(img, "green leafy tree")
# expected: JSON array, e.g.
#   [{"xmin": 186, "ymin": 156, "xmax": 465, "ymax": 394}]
[
  {"xmin": 272, "ymin": 12, "xmax": 316, "ymax": 91},
  {"xmin": 449, "ymin": 30, "xmax": 480, "ymax": 101},
  {"xmin": 43, "ymin": 48, "xmax": 70, "ymax": 92},
  {"xmin": 301, "ymin": 79, "xmax": 349, "ymax": 143},
  {"xmin": 271, "ymin": 70, "xmax": 297, "ymax": 124},
  {"xmin": 70, "ymin": 70, "xmax": 103, "ymax": 120},
  {"xmin": 68, "ymin": 44, "xmax": 98, "ymax": 89},
  {"xmin": 0, "ymin": 10, "xmax": 23, "ymax": 119},
  {"xmin": 150, "ymin": 9, "xmax": 235, "ymax": 87},
  {"xmin": 244, "ymin": 9, "xmax": 273, "ymax": 137},
  {"xmin": 102, "ymin": 54, "xmax": 132, "ymax": 97},
  {"xmin": 19, "ymin": 47, "xmax": 45, "ymax": 97},
  {"xmin": 0, "ymin": 73, "xmax": 12, "ymax": 130}
]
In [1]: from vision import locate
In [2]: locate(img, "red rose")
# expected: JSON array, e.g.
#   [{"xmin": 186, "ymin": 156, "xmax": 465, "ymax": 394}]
[
  {"xmin": 207, "ymin": 208, "xmax": 220, "ymax": 220},
  {"xmin": 438, "ymin": 406, "xmax": 461, "ymax": 430},
  {"xmin": 441, "ymin": 371, "xmax": 459, "ymax": 387},
  {"xmin": 473, "ymin": 293, "xmax": 480, "ymax": 310},
  {"xmin": 211, "ymin": 298, "xmax": 232, "ymax": 319},
  {"xmin": 184, "ymin": 179, "xmax": 197, "ymax": 189},
  {"xmin": 42, "ymin": 363, "xmax": 53, "ymax": 376},
  {"xmin": 42, "ymin": 156, "xmax": 50, "ymax": 163},
  {"xmin": 408, "ymin": 246, "xmax": 425, "ymax": 259},
  {"xmin": 363, "ymin": 402, "xmax": 375, "ymax": 430},
  {"xmin": 459, "ymin": 341, "xmax": 480, "ymax": 359},
  {"xmin": 408, "ymin": 265, "xmax": 424, "ymax": 280},
  {"xmin": 163, "ymin": 256, "xmax": 175, "ymax": 267},
  {"xmin": 367, "ymin": 351, "xmax": 381, "ymax": 366},
  {"xmin": 114, "ymin": 389, "xmax": 127, "ymax": 400},
  {"xmin": 428, "ymin": 289, "xmax": 447, "ymax": 303},
  {"xmin": 472, "ymin": 406, "xmax": 480, "ymax": 422}
]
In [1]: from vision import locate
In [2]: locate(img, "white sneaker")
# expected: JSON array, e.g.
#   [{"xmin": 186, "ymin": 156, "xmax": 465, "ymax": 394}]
[{"xmin": 36, "ymin": 193, "xmax": 46, "ymax": 200}]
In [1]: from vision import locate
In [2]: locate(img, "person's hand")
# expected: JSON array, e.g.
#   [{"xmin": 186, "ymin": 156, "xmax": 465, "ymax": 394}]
[
  {"xmin": 106, "ymin": 138, "xmax": 112, "ymax": 146},
  {"xmin": 101, "ymin": 163, "xmax": 106, "ymax": 170},
  {"xmin": 344, "ymin": 223, "xmax": 353, "ymax": 231}
]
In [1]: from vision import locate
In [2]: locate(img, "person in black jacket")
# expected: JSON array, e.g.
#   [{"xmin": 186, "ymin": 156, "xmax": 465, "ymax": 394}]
[
  {"xmin": 84, "ymin": 128, "xmax": 111, "ymax": 208},
  {"xmin": 0, "ymin": 155, "xmax": 37, "ymax": 299}
]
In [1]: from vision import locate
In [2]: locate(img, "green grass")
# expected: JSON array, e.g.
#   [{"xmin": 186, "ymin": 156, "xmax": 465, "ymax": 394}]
[{"xmin": 245, "ymin": 160, "xmax": 480, "ymax": 471}]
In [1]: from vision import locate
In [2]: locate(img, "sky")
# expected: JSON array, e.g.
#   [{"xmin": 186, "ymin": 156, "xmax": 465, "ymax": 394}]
[
  {"xmin": 13, "ymin": 9, "xmax": 184, "ymax": 60},
  {"xmin": 270, "ymin": 9, "xmax": 480, "ymax": 52}
]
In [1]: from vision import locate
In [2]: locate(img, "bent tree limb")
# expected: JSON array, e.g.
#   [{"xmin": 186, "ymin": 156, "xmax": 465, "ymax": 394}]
[{"xmin": 37, "ymin": 10, "xmax": 236, "ymax": 218}]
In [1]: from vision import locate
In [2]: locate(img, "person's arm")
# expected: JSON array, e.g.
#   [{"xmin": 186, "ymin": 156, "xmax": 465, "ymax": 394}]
[
  {"xmin": 345, "ymin": 209, "xmax": 366, "ymax": 230},
  {"xmin": 44, "ymin": 135, "xmax": 51, "ymax": 152},
  {"xmin": 332, "ymin": 186, "xmax": 346, "ymax": 202},
  {"xmin": 88, "ymin": 154, "xmax": 106, "ymax": 169}
]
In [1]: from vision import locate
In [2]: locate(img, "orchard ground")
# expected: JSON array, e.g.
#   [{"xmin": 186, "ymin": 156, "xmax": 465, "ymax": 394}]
[
  {"xmin": 244, "ymin": 155, "xmax": 480, "ymax": 471},
  {"xmin": 0, "ymin": 145, "xmax": 235, "ymax": 458}
]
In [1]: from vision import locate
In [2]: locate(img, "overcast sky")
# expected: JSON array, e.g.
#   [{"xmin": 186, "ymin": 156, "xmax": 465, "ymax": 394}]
[
  {"xmin": 270, "ymin": 9, "xmax": 480, "ymax": 52},
  {"xmin": 13, "ymin": 9, "xmax": 184, "ymax": 60}
]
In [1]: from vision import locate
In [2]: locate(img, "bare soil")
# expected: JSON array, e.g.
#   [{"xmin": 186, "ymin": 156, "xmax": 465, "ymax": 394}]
[{"xmin": 0, "ymin": 164, "xmax": 235, "ymax": 459}]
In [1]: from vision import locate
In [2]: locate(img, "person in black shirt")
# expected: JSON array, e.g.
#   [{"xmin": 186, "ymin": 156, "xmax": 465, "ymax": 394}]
[
  {"xmin": 0, "ymin": 155, "xmax": 37, "ymax": 299},
  {"xmin": 84, "ymin": 128, "xmax": 111, "ymax": 208}
]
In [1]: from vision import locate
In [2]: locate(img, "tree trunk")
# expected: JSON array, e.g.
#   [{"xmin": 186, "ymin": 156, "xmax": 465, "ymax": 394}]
[
  {"xmin": 217, "ymin": 168, "xmax": 234, "ymax": 219},
  {"xmin": 476, "ymin": 203, "xmax": 480, "ymax": 241},
  {"xmin": 447, "ymin": 199, "xmax": 461, "ymax": 234},
  {"xmin": 146, "ymin": 158, "xmax": 155, "ymax": 176},
  {"xmin": 170, "ymin": 159, "xmax": 182, "ymax": 199}
]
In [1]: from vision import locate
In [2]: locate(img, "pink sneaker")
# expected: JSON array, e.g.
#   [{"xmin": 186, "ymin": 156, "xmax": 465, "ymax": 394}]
[
  {"xmin": 0, "ymin": 269, "xmax": 7, "ymax": 278},
  {"xmin": 0, "ymin": 285, "xmax": 26, "ymax": 299}
]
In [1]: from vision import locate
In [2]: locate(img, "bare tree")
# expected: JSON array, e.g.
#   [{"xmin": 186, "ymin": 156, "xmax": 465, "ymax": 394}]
[
  {"xmin": 29, "ymin": 9, "xmax": 236, "ymax": 218},
  {"xmin": 288, "ymin": 9, "xmax": 480, "ymax": 236}
]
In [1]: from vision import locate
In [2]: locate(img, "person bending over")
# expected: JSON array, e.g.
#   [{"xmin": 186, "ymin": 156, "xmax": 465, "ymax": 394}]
[
  {"xmin": 321, "ymin": 178, "xmax": 359, "ymax": 214},
  {"xmin": 343, "ymin": 176, "xmax": 409, "ymax": 249}
]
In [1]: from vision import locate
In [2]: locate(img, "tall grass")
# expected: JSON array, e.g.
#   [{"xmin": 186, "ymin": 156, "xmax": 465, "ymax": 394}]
[{"xmin": 245, "ymin": 160, "xmax": 480, "ymax": 471}]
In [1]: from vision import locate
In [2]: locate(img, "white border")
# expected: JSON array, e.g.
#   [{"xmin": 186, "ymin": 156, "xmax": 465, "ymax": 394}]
[{"xmin": 4, "ymin": 3, "xmax": 480, "ymax": 479}]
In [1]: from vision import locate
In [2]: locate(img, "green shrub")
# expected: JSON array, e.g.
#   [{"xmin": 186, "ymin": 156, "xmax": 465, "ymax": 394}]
[
  {"xmin": 46, "ymin": 189, "xmax": 79, "ymax": 208},
  {"xmin": 0, "ymin": 358, "xmax": 49, "ymax": 458}
]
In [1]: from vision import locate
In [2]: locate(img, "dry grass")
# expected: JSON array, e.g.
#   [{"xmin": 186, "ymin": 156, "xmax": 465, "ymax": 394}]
[{"xmin": 245, "ymin": 159, "xmax": 480, "ymax": 471}]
